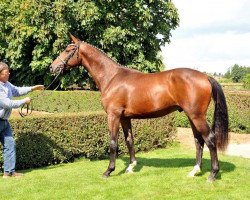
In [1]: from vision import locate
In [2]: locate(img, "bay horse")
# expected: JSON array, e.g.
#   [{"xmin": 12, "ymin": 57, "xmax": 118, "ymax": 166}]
[{"xmin": 50, "ymin": 35, "xmax": 228, "ymax": 181}]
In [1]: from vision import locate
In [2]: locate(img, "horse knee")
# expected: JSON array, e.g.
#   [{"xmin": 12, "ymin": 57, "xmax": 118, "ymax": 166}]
[
  {"xmin": 213, "ymin": 164, "xmax": 219, "ymax": 173},
  {"xmin": 125, "ymin": 135, "xmax": 133, "ymax": 145},
  {"xmin": 110, "ymin": 140, "xmax": 117, "ymax": 152}
]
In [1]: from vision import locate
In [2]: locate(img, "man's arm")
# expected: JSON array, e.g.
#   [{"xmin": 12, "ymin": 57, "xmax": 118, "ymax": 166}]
[
  {"xmin": 8, "ymin": 82, "xmax": 44, "ymax": 97},
  {"xmin": 0, "ymin": 88, "xmax": 31, "ymax": 109},
  {"xmin": 8, "ymin": 82, "xmax": 32, "ymax": 96}
]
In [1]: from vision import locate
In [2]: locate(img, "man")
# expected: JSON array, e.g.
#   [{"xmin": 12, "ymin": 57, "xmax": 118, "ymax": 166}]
[{"xmin": 0, "ymin": 62, "xmax": 44, "ymax": 178}]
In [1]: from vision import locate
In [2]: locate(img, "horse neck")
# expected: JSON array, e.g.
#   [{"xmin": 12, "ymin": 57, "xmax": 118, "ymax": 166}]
[{"xmin": 79, "ymin": 43, "xmax": 120, "ymax": 92}]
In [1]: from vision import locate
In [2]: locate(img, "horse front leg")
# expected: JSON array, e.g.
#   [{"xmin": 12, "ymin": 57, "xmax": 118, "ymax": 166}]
[
  {"xmin": 121, "ymin": 118, "xmax": 137, "ymax": 173},
  {"xmin": 103, "ymin": 113, "xmax": 120, "ymax": 178}
]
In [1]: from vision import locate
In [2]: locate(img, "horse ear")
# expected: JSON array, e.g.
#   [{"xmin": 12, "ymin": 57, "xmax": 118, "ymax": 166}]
[{"xmin": 69, "ymin": 33, "xmax": 79, "ymax": 44}]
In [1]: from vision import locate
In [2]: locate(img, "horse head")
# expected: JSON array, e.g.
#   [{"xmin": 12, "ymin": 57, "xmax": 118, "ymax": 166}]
[{"xmin": 50, "ymin": 34, "xmax": 81, "ymax": 75}]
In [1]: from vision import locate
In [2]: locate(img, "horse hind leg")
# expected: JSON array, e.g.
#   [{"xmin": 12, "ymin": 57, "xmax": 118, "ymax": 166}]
[
  {"xmin": 189, "ymin": 116, "xmax": 219, "ymax": 181},
  {"xmin": 121, "ymin": 118, "xmax": 137, "ymax": 173},
  {"xmin": 188, "ymin": 119, "xmax": 204, "ymax": 177},
  {"xmin": 204, "ymin": 130, "xmax": 219, "ymax": 182}
]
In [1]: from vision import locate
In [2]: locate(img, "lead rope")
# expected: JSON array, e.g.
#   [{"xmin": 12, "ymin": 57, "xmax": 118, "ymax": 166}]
[{"xmin": 18, "ymin": 70, "xmax": 62, "ymax": 117}]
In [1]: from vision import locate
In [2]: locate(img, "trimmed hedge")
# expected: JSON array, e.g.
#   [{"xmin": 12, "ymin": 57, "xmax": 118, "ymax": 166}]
[
  {"xmin": 1, "ymin": 112, "xmax": 176, "ymax": 170},
  {"xmin": 22, "ymin": 90, "xmax": 102, "ymax": 113}
]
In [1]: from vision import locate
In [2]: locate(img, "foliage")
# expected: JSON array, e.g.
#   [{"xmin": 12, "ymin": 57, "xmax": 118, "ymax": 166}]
[
  {"xmin": 217, "ymin": 77, "xmax": 232, "ymax": 83},
  {"xmin": 226, "ymin": 93, "xmax": 250, "ymax": 133},
  {"xmin": 1, "ymin": 148, "xmax": 250, "ymax": 200},
  {"xmin": 0, "ymin": 0, "xmax": 179, "ymax": 89},
  {"xmin": 242, "ymin": 74, "xmax": 250, "ymax": 89},
  {"xmin": 0, "ymin": 112, "xmax": 176, "ymax": 169},
  {"xmin": 224, "ymin": 64, "xmax": 250, "ymax": 83}
]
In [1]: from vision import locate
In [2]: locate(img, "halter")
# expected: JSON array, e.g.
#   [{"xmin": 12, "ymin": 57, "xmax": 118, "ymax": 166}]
[
  {"xmin": 57, "ymin": 42, "xmax": 81, "ymax": 71},
  {"xmin": 19, "ymin": 42, "xmax": 81, "ymax": 117}
]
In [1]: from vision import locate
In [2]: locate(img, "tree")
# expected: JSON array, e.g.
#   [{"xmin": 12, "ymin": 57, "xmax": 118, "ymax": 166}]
[
  {"xmin": 224, "ymin": 64, "xmax": 250, "ymax": 83},
  {"xmin": 0, "ymin": 0, "xmax": 179, "ymax": 89},
  {"xmin": 224, "ymin": 70, "xmax": 231, "ymax": 79}
]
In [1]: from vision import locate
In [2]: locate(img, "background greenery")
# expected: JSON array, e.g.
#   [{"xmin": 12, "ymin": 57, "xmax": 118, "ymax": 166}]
[
  {"xmin": 0, "ymin": 0, "xmax": 179, "ymax": 89},
  {"xmin": 224, "ymin": 64, "xmax": 250, "ymax": 83},
  {"xmin": 0, "ymin": 112, "xmax": 176, "ymax": 170}
]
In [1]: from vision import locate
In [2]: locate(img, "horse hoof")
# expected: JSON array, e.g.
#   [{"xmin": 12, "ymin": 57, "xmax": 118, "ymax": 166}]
[
  {"xmin": 125, "ymin": 161, "xmax": 137, "ymax": 174},
  {"xmin": 102, "ymin": 174, "xmax": 109, "ymax": 179},
  {"xmin": 125, "ymin": 169, "xmax": 134, "ymax": 174},
  {"xmin": 188, "ymin": 165, "xmax": 201, "ymax": 177},
  {"xmin": 207, "ymin": 176, "xmax": 216, "ymax": 182},
  {"xmin": 125, "ymin": 165, "xmax": 134, "ymax": 173},
  {"xmin": 102, "ymin": 173, "xmax": 110, "ymax": 179}
]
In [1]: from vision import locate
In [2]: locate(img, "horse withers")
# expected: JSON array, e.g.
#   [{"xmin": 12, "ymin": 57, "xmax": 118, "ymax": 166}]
[{"xmin": 50, "ymin": 34, "xmax": 229, "ymax": 181}]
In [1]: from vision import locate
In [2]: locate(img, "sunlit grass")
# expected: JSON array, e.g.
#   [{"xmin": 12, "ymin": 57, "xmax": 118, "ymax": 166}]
[{"xmin": 0, "ymin": 146, "xmax": 249, "ymax": 200}]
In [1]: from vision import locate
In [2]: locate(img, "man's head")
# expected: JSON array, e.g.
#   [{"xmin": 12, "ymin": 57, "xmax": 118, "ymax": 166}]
[{"xmin": 0, "ymin": 62, "xmax": 10, "ymax": 83}]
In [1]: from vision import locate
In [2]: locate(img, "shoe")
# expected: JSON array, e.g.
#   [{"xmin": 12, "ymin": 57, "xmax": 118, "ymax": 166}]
[
  {"xmin": 11, "ymin": 172, "xmax": 24, "ymax": 177},
  {"xmin": 3, "ymin": 172, "xmax": 24, "ymax": 178},
  {"xmin": 3, "ymin": 173, "xmax": 11, "ymax": 179}
]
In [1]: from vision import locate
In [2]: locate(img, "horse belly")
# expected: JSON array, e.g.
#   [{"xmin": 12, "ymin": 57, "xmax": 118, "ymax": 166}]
[
  {"xmin": 123, "ymin": 89, "xmax": 176, "ymax": 118},
  {"xmin": 124, "ymin": 105, "xmax": 178, "ymax": 119}
]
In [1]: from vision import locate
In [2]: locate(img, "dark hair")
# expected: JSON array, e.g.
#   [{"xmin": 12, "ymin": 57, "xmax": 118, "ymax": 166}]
[{"xmin": 0, "ymin": 62, "xmax": 9, "ymax": 73}]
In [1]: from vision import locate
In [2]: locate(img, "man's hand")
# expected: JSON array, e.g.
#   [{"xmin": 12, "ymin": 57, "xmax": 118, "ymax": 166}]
[
  {"xmin": 23, "ymin": 97, "xmax": 31, "ymax": 104},
  {"xmin": 32, "ymin": 85, "xmax": 45, "ymax": 91}
]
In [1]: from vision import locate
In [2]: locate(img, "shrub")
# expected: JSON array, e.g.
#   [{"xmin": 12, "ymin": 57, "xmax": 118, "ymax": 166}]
[
  {"xmin": 242, "ymin": 74, "xmax": 250, "ymax": 89},
  {"xmin": 0, "ymin": 112, "xmax": 176, "ymax": 170},
  {"xmin": 29, "ymin": 90, "xmax": 103, "ymax": 113}
]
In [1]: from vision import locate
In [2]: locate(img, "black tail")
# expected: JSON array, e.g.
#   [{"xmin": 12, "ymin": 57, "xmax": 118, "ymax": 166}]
[{"xmin": 208, "ymin": 77, "xmax": 229, "ymax": 151}]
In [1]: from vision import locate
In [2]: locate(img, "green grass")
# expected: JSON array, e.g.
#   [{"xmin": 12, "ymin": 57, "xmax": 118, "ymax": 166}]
[{"xmin": 0, "ymin": 146, "xmax": 249, "ymax": 200}]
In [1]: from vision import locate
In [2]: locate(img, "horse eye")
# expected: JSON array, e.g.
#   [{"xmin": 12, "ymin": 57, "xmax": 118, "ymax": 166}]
[
  {"xmin": 65, "ymin": 48, "xmax": 72, "ymax": 52},
  {"xmin": 65, "ymin": 45, "xmax": 75, "ymax": 52}
]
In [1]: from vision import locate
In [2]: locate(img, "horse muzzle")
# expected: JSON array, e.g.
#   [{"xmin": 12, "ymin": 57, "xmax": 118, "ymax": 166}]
[{"xmin": 50, "ymin": 64, "xmax": 63, "ymax": 75}]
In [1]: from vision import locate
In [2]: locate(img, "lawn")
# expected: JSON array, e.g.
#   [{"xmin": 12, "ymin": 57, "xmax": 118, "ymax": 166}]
[{"xmin": 0, "ymin": 146, "xmax": 249, "ymax": 200}]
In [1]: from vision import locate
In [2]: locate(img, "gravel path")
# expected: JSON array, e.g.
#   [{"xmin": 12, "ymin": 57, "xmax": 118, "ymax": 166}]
[{"xmin": 177, "ymin": 128, "xmax": 250, "ymax": 158}]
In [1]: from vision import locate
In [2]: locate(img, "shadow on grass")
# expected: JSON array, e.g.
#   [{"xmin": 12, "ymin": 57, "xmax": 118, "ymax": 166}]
[
  {"xmin": 14, "ymin": 132, "xmax": 74, "ymax": 172},
  {"xmin": 117, "ymin": 156, "xmax": 236, "ymax": 179},
  {"xmin": 0, "ymin": 131, "xmax": 73, "ymax": 174}
]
